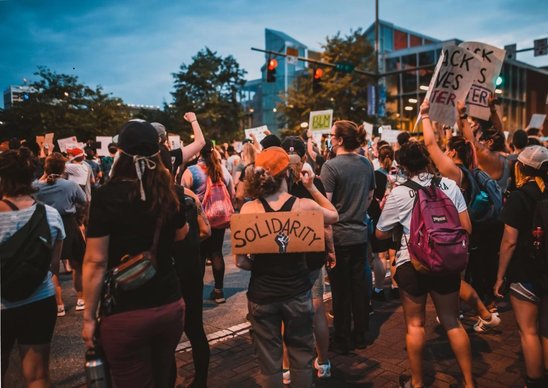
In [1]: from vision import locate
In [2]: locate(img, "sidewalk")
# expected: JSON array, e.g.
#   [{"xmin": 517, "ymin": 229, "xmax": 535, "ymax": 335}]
[{"xmin": 174, "ymin": 296, "xmax": 525, "ymax": 387}]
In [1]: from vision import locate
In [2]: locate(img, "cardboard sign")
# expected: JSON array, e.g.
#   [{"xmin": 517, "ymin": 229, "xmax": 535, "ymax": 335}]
[
  {"xmin": 244, "ymin": 125, "xmax": 268, "ymax": 143},
  {"xmin": 36, "ymin": 136, "xmax": 45, "ymax": 157},
  {"xmin": 309, "ymin": 110, "xmax": 333, "ymax": 134},
  {"xmin": 168, "ymin": 135, "xmax": 181, "ymax": 150},
  {"xmin": 527, "ymin": 113, "xmax": 546, "ymax": 129},
  {"xmin": 427, "ymin": 45, "xmax": 482, "ymax": 126},
  {"xmin": 95, "ymin": 136, "xmax": 113, "ymax": 157},
  {"xmin": 459, "ymin": 42, "xmax": 505, "ymax": 120},
  {"xmin": 381, "ymin": 129, "xmax": 402, "ymax": 144},
  {"xmin": 231, "ymin": 211, "xmax": 325, "ymax": 254},
  {"xmin": 57, "ymin": 136, "xmax": 78, "ymax": 153},
  {"xmin": 44, "ymin": 133, "xmax": 54, "ymax": 152},
  {"xmin": 363, "ymin": 122, "xmax": 374, "ymax": 139}
]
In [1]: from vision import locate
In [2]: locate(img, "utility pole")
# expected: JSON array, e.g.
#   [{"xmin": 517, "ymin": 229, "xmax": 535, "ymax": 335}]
[{"xmin": 374, "ymin": 0, "xmax": 379, "ymax": 124}]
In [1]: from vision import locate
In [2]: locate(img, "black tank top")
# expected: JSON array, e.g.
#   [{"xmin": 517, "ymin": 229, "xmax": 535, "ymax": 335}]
[{"xmin": 247, "ymin": 196, "xmax": 312, "ymax": 304}]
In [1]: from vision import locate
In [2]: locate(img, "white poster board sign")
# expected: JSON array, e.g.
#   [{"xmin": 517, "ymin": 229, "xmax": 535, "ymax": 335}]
[
  {"xmin": 57, "ymin": 136, "xmax": 78, "ymax": 153},
  {"xmin": 244, "ymin": 125, "xmax": 268, "ymax": 143},
  {"xmin": 428, "ymin": 45, "xmax": 483, "ymax": 126},
  {"xmin": 95, "ymin": 136, "xmax": 113, "ymax": 156},
  {"xmin": 168, "ymin": 135, "xmax": 181, "ymax": 150},
  {"xmin": 381, "ymin": 129, "xmax": 401, "ymax": 144},
  {"xmin": 363, "ymin": 122, "xmax": 374, "ymax": 139},
  {"xmin": 309, "ymin": 110, "xmax": 333, "ymax": 135},
  {"xmin": 459, "ymin": 42, "xmax": 505, "ymax": 120},
  {"xmin": 44, "ymin": 133, "xmax": 54, "ymax": 153},
  {"xmin": 527, "ymin": 114, "xmax": 546, "ymax": 129}
]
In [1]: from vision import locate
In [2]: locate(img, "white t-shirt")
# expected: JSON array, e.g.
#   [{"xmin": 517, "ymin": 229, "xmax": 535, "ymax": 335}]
[
  {"xmin": 376, "ymin": 174, "xmax": 467, "ymax": 268},
  {"xmin": 65, "ymin": 162, "xmax": 92, "ymax": 200}
]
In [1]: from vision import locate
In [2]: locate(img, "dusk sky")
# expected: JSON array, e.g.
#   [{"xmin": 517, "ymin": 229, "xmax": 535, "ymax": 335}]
[{"xmin": 1, "ymin": 0, "xmax": 547, "ymax": 108}]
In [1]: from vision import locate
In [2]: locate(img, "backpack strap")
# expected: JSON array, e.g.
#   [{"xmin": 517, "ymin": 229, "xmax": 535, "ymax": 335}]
[
  {"xmin": 402, "ymin": 179, "xmax": 424, "ymax": 192},
  {"xmin": 258, "ymin": 196, "xmax": 297, "ymax": 213},
  {"xmin": 1, "ymin": 199, "xmax": 20, "ymax": 211}
]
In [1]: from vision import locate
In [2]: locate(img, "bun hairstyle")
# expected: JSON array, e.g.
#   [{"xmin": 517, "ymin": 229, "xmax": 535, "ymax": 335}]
[
  {"xmin": 44, "ymin": 152, "xmax": 67, "ymax": 185},
  {"xmin": 245, "ymin": 167, "xmax": 285, "ymax": 199},
  {"xmin": 333, "ymin": 120, "xmax": 366, "ymax": 151},
  {"xmin": 0, "ymin": 147, "xmax": 37, "ymax": 197},
  {"xmin": 397, "ymin": 141, "xmax": 434, "ymax": 176},
  {"xmin": 378, "ymin": 144, "xmax": 394, "ymax": 170},
  {"xmin": 448, "ymin": 136, "xmax": 475, "ymax": 170}
]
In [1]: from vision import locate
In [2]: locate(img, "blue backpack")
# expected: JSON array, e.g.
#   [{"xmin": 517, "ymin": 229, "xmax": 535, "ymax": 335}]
[{"xmin": 460, "ymin": 166, "xmax": 504, "ymax": 224}]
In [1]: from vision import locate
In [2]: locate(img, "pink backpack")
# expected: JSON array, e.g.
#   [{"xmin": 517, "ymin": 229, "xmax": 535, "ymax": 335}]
[
  {"xmin": 202, "ymin": 175, "xmax": 234, "ymax": 229},
  {"xmin": 403, "ymin": 177, "xmax": 469, "ymax": 275}
]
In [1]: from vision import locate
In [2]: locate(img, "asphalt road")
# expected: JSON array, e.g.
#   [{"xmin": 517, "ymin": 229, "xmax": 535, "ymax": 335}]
[{"xmin": 4, "ymin": 231, "xmax": 251, "ymax": 387}]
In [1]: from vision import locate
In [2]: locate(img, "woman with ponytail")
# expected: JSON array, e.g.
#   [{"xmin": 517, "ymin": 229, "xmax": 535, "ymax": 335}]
[
  {"xmin": 35, "ymin": 153, "xmax": 87, "ymax": 316},
  {"xmin": 421, "ymin": 100, "xmax": 501, "ymax": 334},
  {"xmin": 182, "ymin": 139, "xmax": 234, "ymax": 304}
]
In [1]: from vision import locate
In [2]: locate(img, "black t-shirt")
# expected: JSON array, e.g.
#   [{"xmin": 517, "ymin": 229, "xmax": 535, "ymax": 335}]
[
  {"xmin": 87, "ymin": 181, "xmax": 186, "ymax": 314},
  {"xmin": 159, "ymin": 144, "xmax": 173, "ymax": 173},
  {"xmin": 499, "ymin": 181, "xmax": 542, "ymax": 283},
  {"xmin": 368, "ymin": 170, "xmax": 388, "ymax": 222},
  {"xmin": 247, "ymin": 196, "xmax": 312, "ymax": 304},
  {"xmin": 170, "ymin": 148, "xmax": 183, "ymax": 175}
]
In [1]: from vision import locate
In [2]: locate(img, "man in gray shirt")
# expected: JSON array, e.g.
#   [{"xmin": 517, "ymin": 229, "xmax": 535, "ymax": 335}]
[{"xmin": 320, "ymin": 120, "xmax": 375, "ymax": 353}]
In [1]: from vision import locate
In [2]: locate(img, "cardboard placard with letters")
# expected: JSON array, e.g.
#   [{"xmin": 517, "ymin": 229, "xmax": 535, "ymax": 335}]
[{"xmin": 231, "ymin": 211, "xmax": 325, "ymax": 254}]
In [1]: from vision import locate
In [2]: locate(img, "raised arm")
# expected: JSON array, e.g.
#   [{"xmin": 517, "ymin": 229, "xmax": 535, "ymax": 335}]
[
  {"xmin": 421, "ymin": 100, "xmax": 462, "ymax": 185},
  {"xmin": 299, "ymin": 166, "xmax": 338, "ymax": 224},
  {"xmin": 181, "ymin": 112, "xmax": 206, "ymax": 165},
  {"xmin": 488, "ymin": 94, "xmax": 503, "ymax": 133},
  {"xmin": 306, "ymin": 129, "xmax": 318, "ymax": 161}
]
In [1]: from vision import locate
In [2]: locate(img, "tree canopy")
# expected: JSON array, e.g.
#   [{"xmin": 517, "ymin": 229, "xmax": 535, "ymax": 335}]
[
  {"xmin": 170, "ymin": 47, "xmax": 247, "ymax": 141},
  {"xmin": 0, "ymin": 66, "xmax": 130, "ymax": 141},
  {"xmin": 279, "ymin": 29, "xmax": 377, "ymax": 130}
]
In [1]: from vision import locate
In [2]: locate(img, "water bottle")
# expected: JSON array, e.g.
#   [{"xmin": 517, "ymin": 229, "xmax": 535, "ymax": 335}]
[{"xmin": 85, "ymin": 348, "xmax": 110, "ymax": 388}]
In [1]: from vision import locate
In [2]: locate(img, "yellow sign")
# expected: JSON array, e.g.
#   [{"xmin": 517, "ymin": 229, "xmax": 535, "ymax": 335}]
[
  {"xmin": 309, "ymin": 109, "xmax": 333, "ymax": 134},
  {"xmin": 231, "ymin": 211, "xmax": 325, "ymax": 254}
]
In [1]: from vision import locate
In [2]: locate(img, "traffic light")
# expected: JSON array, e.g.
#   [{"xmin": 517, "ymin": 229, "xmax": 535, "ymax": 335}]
[
  {"xmin": 266, "ymin": 58, "xmax": 278, "ymax": 83},
  {"xmin": 312, "ymin": 67, "xmax": 323, "ymax": 93}
]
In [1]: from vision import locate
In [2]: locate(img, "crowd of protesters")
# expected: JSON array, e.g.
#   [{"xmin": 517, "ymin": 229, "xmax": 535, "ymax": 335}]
[{"xmin": 1, "ymin": 93, "xmax": 547, "ymax": 388}]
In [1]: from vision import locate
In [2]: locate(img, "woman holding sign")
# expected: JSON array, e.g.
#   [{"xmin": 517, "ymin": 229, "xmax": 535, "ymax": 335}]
[{"xmin": 236, "ymin": 146, "xmax": 338, "ymax": 388}]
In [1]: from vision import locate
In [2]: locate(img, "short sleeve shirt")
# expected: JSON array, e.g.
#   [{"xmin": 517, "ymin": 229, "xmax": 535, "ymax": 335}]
[{"xmin": 376, "ymin": 174, "xmax": 467, "ymax": 268}]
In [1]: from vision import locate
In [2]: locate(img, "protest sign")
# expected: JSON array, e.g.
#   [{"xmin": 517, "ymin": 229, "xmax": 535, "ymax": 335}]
[
  {"xmin": 44, "ymin": 133, "xmax": 54, "ymax": 152},
  {"xmin": 57, "ymin": 136, "xmax": 78, "ymax": 153},
  {"xmin": 381, "ymin": 129, "xmax": 402, "ymax": 144},
  {"xmin": 427, "ymin": 45, "xmax": 483, "ymax": 126},
  {"xmin": 231, "ymin": 211, "xmax": 325, "ymax": 254},
  {"xmin": 459, "ymin": 42, "xmax": 505, "ymax": 120},
  {"xmin": 527, "ymin": 113, "xmax": 546, "ymax": 129},
  {"xmin": 363, "ymin": 122, "xmax": 374, "ymax": 139},
  {"xmin": 95, "ymin": 136, "xmax": 113, "ymax": 156},
  {"xmin": 36, "ymin": 136, "xmax": 45, "ymax": 157},
  {"xmin": 244, "ymin": 125, "xmax": 268, "ymax": 143},
  {"xmin": 168, "ymin": 135, "xmax": 181, "ymax": 150},
  {"xmin": 309, "ymin": 110, "xmax": 333, "ymax": 134}
]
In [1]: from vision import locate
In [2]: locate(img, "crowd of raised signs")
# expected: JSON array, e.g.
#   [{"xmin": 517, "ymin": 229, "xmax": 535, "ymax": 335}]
[{"xmin": 0, "ymin": 98, "xmax": 547, "ymax": 388}]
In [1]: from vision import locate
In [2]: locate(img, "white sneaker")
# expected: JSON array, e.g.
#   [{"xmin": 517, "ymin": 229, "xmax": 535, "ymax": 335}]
[
  {"xmin": 474, "ymin": 313, "xmax": 501, "ymax": 333},
  {"xmin": 57, "ymin": 305, "xmax": 66, "ymax": 317},
  {"xmin": 314, "ymin": 357, "xmax": 331, "ymax": 379},
  {"xmin": 282, "ymin": 369, "xmax": 291, "ymax": 385},
  {"xmin": 75, "ymin": 299, "xmax": 85, "ymax": 311}
]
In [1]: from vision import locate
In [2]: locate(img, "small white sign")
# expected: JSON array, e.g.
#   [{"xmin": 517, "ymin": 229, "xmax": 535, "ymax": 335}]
[
  {"xmin": 309, "ymin": 110, "xmax": 333, "ymax": 134},
  {"xmin": 244, "ymin": 125, "xmax": 269, "ymax": 143},
  {"xmin": 363, "ymin": 122, "xmax": 374, "ymax": 139},
  {"xmin": 527, "ymin": 114, "xmax": 546, "ymax": 129},
  {"xmin": 168, "ymin": 135, "xmax": 181, "ymax": 150},
  {"xmin": 57, "ymin": 136, "xmax": 78, "ymax": 153},
  {"xmin": 96, "ymin": 136, "xmax": 113, "ymax": 156},
  {"xmin": 381, "ymin": 129, "xmax": 402, "ymax": 144}
]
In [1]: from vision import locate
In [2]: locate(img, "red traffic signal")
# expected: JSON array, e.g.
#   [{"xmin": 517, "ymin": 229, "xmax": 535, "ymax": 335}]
[
  {"xmin": 313, "ymin": 68, "xmax": 324, "ymax": 79},
  {"xmin": 267, "ymin": 58, "xmax": 278, "ymax": 71}
]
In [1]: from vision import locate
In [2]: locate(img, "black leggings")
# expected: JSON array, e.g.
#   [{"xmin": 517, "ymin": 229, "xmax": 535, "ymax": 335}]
[
  {"xmin": 200, "ymin": 228, "xmax": 226, "ymax": 290},
  {"xmin": 172, "ymin": 244, "xmax": 210, "ymax": 386}
]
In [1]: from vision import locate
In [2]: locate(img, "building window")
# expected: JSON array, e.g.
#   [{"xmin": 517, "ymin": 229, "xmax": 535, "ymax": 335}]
[
  {"xmin": 410, "ymin": 35, "xmax": 422, "ymax": 47},
  {"xmin": 394, "ymin": 30, "xmax": 408, "ymax": 50}
]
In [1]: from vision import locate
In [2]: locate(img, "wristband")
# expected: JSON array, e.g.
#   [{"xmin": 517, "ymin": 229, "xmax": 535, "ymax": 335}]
[
  {"xmin": 421, "ymin": 115, "xmax": 430, "ymax": 120},
  {"xmin": 190, "ymin": 120, "xmax": 198, "ymax": 124}
]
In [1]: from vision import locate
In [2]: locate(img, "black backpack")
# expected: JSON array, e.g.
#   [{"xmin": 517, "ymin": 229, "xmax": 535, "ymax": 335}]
[
  {"xmin": 519, "ymin": 185, "xmax": 548, "ymax": 293},
  {"xmin": 0, "ymin": 202, "xmax": 53, "ymax": 301}
]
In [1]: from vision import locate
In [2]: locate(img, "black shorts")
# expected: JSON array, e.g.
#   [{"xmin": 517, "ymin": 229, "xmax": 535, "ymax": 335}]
[
  {"xmin": 394, "ymin": 262, "xmax": 461, "ymax": 297},
  {"xmin": 1, "ymin": 296, "xmax": 57, "ymax": 348},
  {"xmin": 370, "ymin": 232, "xmax": 394, "ymax": 253},
  {"xmin": 61, "ymin": 214, "xmax": 86, "ymax": 264}
]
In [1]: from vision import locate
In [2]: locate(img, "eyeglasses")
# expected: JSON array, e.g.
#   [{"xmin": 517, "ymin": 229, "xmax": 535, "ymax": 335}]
[{"xmin": 330, "ymin": 133, "xmax": 337, "ymax": 138}]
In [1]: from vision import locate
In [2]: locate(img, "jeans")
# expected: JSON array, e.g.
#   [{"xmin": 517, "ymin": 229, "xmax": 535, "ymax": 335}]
[
  {"xmin": 329, "ymin": 243, "xmax": 370, "ymax": 344},
  {"xmin": 248, "ymin": 291, "xmax": 314, "ymax": 388}
]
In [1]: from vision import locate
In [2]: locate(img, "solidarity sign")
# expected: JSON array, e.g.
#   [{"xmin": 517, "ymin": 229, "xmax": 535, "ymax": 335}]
[
  {"xmin": 459, "ymin": 42, "xmax": 505, "ymax": 120},
  {"xmin": 230, "ymin": 211, "xmax": 325, "ymax": 254},
  {"xmin": 426, "ymin": 45, "xmax": 483, "ymax": 126}
]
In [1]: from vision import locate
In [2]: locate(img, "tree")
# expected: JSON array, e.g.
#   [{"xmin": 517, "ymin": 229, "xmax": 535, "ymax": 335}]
[
  {"xmin": 0, "ymin": 66, "xmax": 130, "ymax": 142},
  {"xmin": 279, "ymin": 29, "xmax": 377, "ymax": 129},
  {"xmin": 170, "ymin": 48, "xmax": 247, "ymax": 141}
]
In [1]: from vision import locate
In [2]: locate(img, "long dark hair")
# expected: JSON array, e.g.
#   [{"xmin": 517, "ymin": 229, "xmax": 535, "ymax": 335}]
[
  {"xmin": 448, "ymin": 136, "xmax": 475, "ymax": 170},
  {"xmin": 0, "ymin": 147, "xmax": 37, "ymax": 197},
  {"xmin": 110, "ymin": 153, "xmax": 179, "ymax": 219},
  {"xmin": 200, "ymin": 140, "xmax": 223, "ymax": 183}
]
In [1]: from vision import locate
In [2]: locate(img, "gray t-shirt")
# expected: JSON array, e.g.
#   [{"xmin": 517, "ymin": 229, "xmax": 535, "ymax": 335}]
[
  {"xmin": 320, "ymin": 153, "xmax": 375, "ymax": 246},
  {"xmin": 34, "ymin": 179, "xmax": 87, "ymax": 216}
]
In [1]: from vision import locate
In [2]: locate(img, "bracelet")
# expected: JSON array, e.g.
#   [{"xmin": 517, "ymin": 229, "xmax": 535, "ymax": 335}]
[
  {"xmin": 421, "ymin": 115, "xmax": 430, "ymax": 120},
  {"xmin": 459, "ymin": 113, "xmax": 468, "ymax": 120},
  {"xmin": 190, "ymin": 120, "xmax": 198, "ymax": 124}
]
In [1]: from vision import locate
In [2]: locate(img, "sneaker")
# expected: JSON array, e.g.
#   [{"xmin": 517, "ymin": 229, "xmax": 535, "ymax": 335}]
[
  {"xmin": 314, "ymin": 357, "xmax": 331, "ymax": 379},
  {"xmin": 75, "ymin": 299, "xmax": 85, "ymax": 311},
  {"xmin": 57, "ymin": 305, "xmax": 66, "ymax": 317},
  {"xmin": 282, "ymin": 369, "xmax": 291, "ymax": 385},
  {"xmin": 210, "ymin": 289, "xmax": 226, "ymax": 304},
  {"xmin": 474, "ymin": 313, "xmax": 501, "ymax": 333}
]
